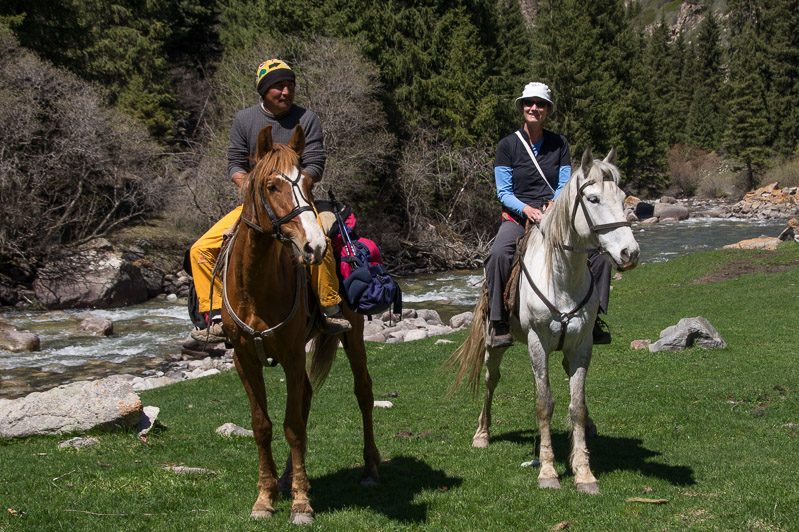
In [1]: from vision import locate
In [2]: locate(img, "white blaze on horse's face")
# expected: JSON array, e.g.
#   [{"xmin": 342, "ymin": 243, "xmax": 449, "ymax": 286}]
[{"xmin": 281, "ymin": 168, "xmax": 327, "ymax": 266}]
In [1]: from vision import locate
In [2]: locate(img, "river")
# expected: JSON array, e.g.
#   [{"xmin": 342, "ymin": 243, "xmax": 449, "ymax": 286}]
[{"xmin": 0, "ymin": 216, "xmax": 787, "ymax": 398}]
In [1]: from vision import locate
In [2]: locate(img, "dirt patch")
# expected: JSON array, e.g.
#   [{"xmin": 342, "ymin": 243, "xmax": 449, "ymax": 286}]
[{"xmin": 691, "ymin": 252, "xmax": 799, "ymax": 284}]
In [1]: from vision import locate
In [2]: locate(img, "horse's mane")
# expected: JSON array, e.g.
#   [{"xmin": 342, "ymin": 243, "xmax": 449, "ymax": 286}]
[
  {"xmin": 532, "ymin": 157, "xmax": 622, "ymax": 278},
  {"xmin": 241, "ymin": 143, "xmax": 301, "ymax": 202}
]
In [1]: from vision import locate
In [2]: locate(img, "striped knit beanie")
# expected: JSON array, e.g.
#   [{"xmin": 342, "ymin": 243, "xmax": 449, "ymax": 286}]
[{"xmin": 256, "ymin": 59, "xmax": 295, "ymax": 98}]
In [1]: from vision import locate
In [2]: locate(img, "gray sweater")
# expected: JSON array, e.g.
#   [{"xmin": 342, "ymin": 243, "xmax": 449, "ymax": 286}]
[{"xmin": 227, "ymin": 103, "xmax": 326, "ymax": 181}]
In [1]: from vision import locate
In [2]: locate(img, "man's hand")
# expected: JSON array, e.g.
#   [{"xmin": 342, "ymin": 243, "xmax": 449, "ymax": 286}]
[{"xmin": 231, "ymin": 171, "xmax": 247, "ymax": 188}]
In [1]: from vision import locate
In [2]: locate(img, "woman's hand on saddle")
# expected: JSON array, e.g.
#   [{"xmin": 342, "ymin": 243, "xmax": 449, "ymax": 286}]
[{"xmin": 523, "ymin": 204, "xmax": 544, "ymax": 223}]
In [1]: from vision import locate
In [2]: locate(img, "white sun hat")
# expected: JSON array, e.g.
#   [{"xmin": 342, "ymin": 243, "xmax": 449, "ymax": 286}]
[{"xmin": 514, "ymin": 82, "xmax": 555, "ymax": 114}]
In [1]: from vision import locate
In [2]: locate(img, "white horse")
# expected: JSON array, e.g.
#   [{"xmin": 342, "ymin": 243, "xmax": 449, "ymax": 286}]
[{"xmin": 448, "ymin": 147, "xmax": 639, "ymax": 494}]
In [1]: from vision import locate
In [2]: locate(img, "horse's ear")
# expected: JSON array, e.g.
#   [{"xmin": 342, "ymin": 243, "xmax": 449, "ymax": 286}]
[
  {"xmin": 580, "ymin": 146, "xmax": 594, "ymax": 176},
  {"xmin": 256, "ymin": 125, "xmax": 274, "ymax": 160},
  {"xmin": 288, "ymin": 125, "xmax": 305, "ymax": 157},
  {"xmin": 603, "ymin": 146, "xmax": 617, "ymax": 166}
]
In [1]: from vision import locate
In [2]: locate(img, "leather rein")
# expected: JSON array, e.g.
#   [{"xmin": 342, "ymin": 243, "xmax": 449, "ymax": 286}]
[{"xmin": 519, "ymin": 174, "xmax": 630, "ymax": 351}]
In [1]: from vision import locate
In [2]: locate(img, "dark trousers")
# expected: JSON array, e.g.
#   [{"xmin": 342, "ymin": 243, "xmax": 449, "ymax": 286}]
[{"xmin": 484, "ymin": 220, "xmax": 611, "ymax": 323}]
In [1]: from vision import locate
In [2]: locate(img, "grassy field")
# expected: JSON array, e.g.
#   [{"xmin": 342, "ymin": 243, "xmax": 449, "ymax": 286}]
[{"xmin": 2, "ymin": 244, "xmax": 798, "ymax": 531}]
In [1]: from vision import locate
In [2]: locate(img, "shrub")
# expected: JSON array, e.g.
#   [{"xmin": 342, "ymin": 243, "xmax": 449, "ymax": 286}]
[
  {"xmin": 666, "ymin": 143, "xmax": 721, "ymax": 197},
  {"xmin": 761, "ymin": 157, "xmax": 799, "ymax": 188},
  {"xmin": 0, "ymin": 26, "xmax": 170, "ymax": 272}
]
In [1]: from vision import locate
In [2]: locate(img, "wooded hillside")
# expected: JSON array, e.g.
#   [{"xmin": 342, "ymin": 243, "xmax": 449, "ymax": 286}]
[{"xmin": 1, "ymin": 0, "xmax": 798, "ymax": 278}]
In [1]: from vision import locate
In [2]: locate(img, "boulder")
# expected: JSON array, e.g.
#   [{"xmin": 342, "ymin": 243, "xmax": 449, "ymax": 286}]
[
  {"xmin": 449, "ymin": 311, "xmax": 474, "ymax": 329},
  {"xmin": 216, "ymin": 422, "xmax": 253, "ymax": 437},
  {"xmin": 634, "ymin": 202, "xmax": 655, "ymax": 219},
  {"xmin": 722, "ymin": 237, "xmax": 782, "ymax": 251},
  {"xmin": 778, "ymin": 218, "xmax": 798, "ymax": 242},
  {"xmin": 133, "ymin": 259, "xmax": 165, "ymax": 298},
  {"xmin": 0, "ymin": 376, "xmax": 142, "ymax": 439},
  {"xmin": 404, "ymin": 329, "xmax": 429, "ymax": 342},
  {"xmin": 33, "ymin": 241, "xmax": 149, "ymax": 309},
  {"xmin": 0, "ymin": 321, "xmax": 40, "ymax": 352},
  {"xmin": 648, "ymin": 317, "xmax": 726, "ymax": 353},
  {"xmin": 659, "ymin": 196, "xmax": 678, "ymax": 204},
  {"xmin": 653, "ymin": 202, "xmax": 690, "ymax": 221},
  {"xmin": 416, "ymin": 309, "xmax": 444, "ymax": 326},
  {"xmin": 624, "ymin": 195, "xmax": 642, "ymax": 210},
  {"xmin": 78, "ymin": 316, "xmax": 114, "ymax": 337}
]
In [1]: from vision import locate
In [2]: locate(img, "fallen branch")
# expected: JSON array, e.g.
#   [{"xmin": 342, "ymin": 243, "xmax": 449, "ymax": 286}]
[
  {"xmin": 52, "ymin": 469, "xmax": 76, "ymax": 482},
  {"xmin": 62, "ymin": 510, "xmax": 129, "ymax": 516}
]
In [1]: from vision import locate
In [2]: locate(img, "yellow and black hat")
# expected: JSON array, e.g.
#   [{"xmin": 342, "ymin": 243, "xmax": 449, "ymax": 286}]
[{"xmin": 256, "ymin": 59, "xmax": 295, "ymax": 97}]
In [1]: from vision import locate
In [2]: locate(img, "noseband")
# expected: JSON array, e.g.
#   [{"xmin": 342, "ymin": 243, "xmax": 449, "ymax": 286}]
[{"xmin": 240, "ymin": 169, "xmax": 315, "ymax": 244}]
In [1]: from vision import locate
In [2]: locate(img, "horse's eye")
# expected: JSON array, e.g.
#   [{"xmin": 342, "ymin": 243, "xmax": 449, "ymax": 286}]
[
  {"xmin": 266, "ymin": 183, "xmax": 278, "ymax": 192},
  {"xmin": 587, "ymin": 195, "xmax": 600, "ymax": 204}
]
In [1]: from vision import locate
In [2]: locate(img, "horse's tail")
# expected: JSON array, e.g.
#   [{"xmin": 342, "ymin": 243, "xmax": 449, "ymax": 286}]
[
  {"xmin": 308, "ymin": 331, "xmax": 339, "ymax": 389},
  {"xmin": 444, "ymin": 290, "xmax": 488, "ymax": 397}
]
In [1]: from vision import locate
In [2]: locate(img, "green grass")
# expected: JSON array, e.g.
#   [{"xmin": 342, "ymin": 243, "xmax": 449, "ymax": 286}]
[{"xmin": 2, "ymin": 243, "xmax": 798, "ymax": 531}]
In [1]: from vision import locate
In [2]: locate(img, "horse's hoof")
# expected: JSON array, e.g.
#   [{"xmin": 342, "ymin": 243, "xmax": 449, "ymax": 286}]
[
  {"xmin": 576, "ymin": 482, "xmax": 600, "ymax": 494},
  {"xmin": 290, "ymin": 512, "xmax": 314, "ymax": 526},
  {"xmin": 250, "ymin": 508, "xmax": 275, "ymax": 519},
  {"xmin": 472, "ymin": 434, "xmax": 490, "ymax": 448},
  {"xmin": 360, "ymin": 475, "xmax": 379, "ymax": 487},
  {"xmin": 538, "ymin": 477, "xmax": 561, "ymax": 490}
]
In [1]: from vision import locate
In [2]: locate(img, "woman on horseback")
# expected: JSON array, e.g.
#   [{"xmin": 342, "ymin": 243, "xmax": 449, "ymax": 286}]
[{"xmin": 484, "ymin": 82, "xmax": 611, "ymax": 347}]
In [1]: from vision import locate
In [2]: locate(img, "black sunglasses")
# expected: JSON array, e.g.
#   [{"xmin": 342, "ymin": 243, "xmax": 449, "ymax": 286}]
[{"xmin": 522, "ymin": 99, "xmax": 549, "ymax": 108}]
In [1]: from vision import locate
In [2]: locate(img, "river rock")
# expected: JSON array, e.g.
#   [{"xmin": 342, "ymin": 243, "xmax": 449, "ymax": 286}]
[
  {"xmin": 648, "ymin": 317, "xmax": 726, "ymax": 353},
  {"xmin": 216, "ymin": 422, "xmax": 254, "ymax": 437},
  {"xmin": 78, "ymin": 316, "xmax": 114, "ymax": 337},
  {"xmin": 0, "ymin": 375, "xmax": 142, "ymax": 439},
  {"xmin": 59, "ymin": 436, "xmax": 99, "ymax": 449},
  {"xmin": 132, "ymin": 375, "xmax": 181, "ymax": 391},
  {"xmin": 653, "ymin": 202, "xmax": 690, "ymax": 221},
  {"xmin": 449, "ymin": 311, "xmax": 473, "ymax": 329},
  {"xmin": 0, "ymin": 321, "xmax": 40, "ymax": 352},
  {"xmin": 133, "ymin": 259, "xmax": 165, "ymax": 298},
  {"xmin": 778, "ymin": 218, "xmax": 798, "ymax": 242},
  {"xmin": 33, "ymin": 240, "xmax": 149, "ymax": 309},
  {"xmin": 660, "ymin": 195, "xmax": 678, "ymax": 204},
  {"xmin": 634, "ymin": 202, "xmax": 655, "ymax": 219},
  {"xmin": 404, "ymin": 329, "xmax": 429, "ymax": 342},
  {"xmin": 722, "ymin": 237, "xmax": 782, "ymax": 250},
  {"xmin": 416, "ymin": 309, "xmax": 444, "ymax": 326}
]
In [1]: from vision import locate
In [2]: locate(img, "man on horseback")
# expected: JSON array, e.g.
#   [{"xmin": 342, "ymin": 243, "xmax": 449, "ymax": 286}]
[
  {"xmin": 189, "ymin": 59, "xmax": 352, "ymax": 342},
  {"xmin": 485, "ymin": 82, "xmax": 612, "ymax": 348}
]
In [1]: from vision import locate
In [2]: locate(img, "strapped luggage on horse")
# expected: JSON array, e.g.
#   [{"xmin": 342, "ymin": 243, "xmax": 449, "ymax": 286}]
[{"xmin": 318, "ymin": 192, "xmax": 402, "ymax": 318}]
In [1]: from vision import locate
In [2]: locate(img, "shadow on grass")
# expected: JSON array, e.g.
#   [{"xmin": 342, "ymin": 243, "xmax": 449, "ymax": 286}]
[
  {"xmin": 310, "ymin": 455, "xmax": 462, "ymax": 523},
  {"xmin": 492, "ymin": 429, "xmax": 695, "ymax": 486}
]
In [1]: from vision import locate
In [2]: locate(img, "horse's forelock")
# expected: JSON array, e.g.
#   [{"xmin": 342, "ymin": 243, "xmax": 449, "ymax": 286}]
[{"xmin": 251, "ymin": 144, "xmax": 301, "ymax": 188}]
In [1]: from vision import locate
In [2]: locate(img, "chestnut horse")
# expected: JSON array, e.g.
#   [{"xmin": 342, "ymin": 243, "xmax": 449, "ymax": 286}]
[
  {"xmin": 221, "ymin": 125, "xmax": 380, "ymax": 525},
  {"xmin": 448, "ymin": 148, "xmax": 639, "ymax": 494}
]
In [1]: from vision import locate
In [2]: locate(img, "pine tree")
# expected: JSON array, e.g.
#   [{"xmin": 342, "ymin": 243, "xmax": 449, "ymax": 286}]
[
  {"xmin": 684, "ymin": 13, "xmax": 725, "ymax": 151},
  {"xmin": 725, "ymin": 0, "xmax": 773, "ymax": 190}
]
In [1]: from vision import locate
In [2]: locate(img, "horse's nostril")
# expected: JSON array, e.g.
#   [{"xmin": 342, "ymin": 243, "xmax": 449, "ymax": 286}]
[{"xmin": 303, "ymin": 243, "xmax": 314, "ymax": 259}]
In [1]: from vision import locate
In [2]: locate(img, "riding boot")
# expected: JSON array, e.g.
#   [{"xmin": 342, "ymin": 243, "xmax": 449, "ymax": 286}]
[
  {"xmin": 489, "ymin": 320, "xmax": 514, "ymax": 348},
  {"xmin": 321, "ymin": 304, "xmax": 353, "ymax": 334},
  {"xmin": 190, "ymin": 311, "xmax": 227, "ymax": 343}
]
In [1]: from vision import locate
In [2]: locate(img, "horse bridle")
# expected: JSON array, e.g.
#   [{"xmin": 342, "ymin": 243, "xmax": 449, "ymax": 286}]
[
  {"xmin": 240, "ymin": 168, "xmax": 315, "ymax": 246},
  {"xmin": 518, "ymin": 173, "xmax": 630, "ymax": 351},
  {"xmin": 216, "ymin": 168, "xmax": 317, "ymax": 366},
  {"xmin": 562, "ymin": 175, "xmax": 631, "ymax": 253}
]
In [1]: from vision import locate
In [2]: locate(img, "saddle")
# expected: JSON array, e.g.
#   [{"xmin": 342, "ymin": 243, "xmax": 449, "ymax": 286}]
[{"xmin": 502, "ymin": 221, "xmax": 536, "ymax": 319}]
